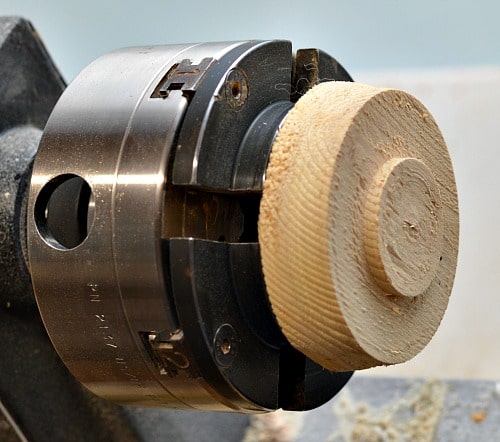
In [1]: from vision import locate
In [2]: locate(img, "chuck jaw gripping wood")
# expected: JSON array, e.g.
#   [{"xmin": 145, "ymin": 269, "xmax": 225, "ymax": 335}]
[{"xmin": 258, "ymin": 81, "xmax": 459, "ymax": 371}]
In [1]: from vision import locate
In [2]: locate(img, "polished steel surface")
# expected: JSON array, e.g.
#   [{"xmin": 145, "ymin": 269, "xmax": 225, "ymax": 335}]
[
  {"xmin": 27, "ymin": 40, "xmax": 354, "ymax": 412},
  {"xmin": 28, "ymin": 42, "xmax": 252, "ymax": 410}
]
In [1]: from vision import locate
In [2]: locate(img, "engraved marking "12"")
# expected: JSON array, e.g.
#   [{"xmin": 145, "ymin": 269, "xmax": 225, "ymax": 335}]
[{"xmin": 88, "ymin": 283, "xmax": 145, "ymax": 389}]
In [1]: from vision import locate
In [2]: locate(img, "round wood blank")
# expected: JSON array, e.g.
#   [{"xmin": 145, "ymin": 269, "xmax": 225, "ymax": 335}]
[{"xmin": 258, "ymin": 81, "xmax": 459, "ymax": 371}]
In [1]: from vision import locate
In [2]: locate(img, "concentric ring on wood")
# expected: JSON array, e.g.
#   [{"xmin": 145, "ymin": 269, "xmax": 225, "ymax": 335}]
[
  {"xmin": 258, "ymin": 81, "xmax": 459, "ymax": 371},
  {"xmin": 363, "ymin": 157, "xmax": 444, "ymax": 298}
]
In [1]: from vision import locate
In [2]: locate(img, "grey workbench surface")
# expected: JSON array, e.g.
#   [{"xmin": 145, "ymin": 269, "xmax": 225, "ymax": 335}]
[{"xmin": 241, "ymin": 376, "xmax": 500, "ymax": 442}]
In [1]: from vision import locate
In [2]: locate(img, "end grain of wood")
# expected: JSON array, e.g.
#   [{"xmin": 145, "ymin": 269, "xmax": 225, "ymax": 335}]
[{"xmin": 258, "ymin": 82, "xmax": 459, "ymax": 371}]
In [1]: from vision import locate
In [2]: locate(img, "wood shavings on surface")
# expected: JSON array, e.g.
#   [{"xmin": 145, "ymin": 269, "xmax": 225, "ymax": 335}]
[
  {"xmin": 328, "ymin": 379, "xmax": 447, "ymax": 442},
  {"xmin": 242, "ymin": 410, "xmax": 304, "ymax": 442}
]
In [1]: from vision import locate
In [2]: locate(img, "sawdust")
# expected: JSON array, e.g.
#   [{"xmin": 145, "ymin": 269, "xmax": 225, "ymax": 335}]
[
  {"xmin": 328, "ymin": 380, "xmax": 447, "ymax": 442},
  {"xmin": 241, "ymin": 410, "xmax": 303, "ymax": 442},
  {"xmin": 471, "ymin": 411, "xmax": 487, "ymax": 424}
]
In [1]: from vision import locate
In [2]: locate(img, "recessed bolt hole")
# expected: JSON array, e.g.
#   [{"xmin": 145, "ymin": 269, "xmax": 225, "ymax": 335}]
[
  {"xmin": 213, "ymin": 323, "xmax": 237, "ymax": 367},
  {"xmin": 225, "ymin": 69, "xmax": 248, "ymax": 108}
]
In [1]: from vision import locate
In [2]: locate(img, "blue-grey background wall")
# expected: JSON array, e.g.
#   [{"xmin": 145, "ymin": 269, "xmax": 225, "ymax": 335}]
[{"xmin": 1, "ymin": 0, "xmax": 499, "ymax": 81}]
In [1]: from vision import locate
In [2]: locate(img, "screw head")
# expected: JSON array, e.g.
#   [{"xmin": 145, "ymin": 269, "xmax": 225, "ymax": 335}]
[
  {"xmin": 213, "ymin": 324, "xmax": 238, "ymax": 367},
  {"xmin": 225, "ymin": 68, "xmax": 248, "ymax": 109}
]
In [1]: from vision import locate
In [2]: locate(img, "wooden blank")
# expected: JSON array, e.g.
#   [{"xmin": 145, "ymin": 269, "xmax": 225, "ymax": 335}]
[{"xmin": 258, "ymin": 82, "xmax": 459, "ymax": 371}]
